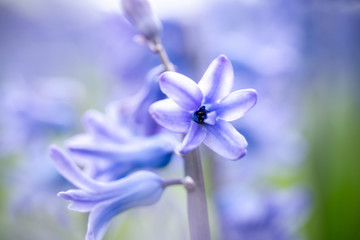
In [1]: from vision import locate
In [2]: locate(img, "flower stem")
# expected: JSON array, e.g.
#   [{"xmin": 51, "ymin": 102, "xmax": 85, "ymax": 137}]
[
  {"xmin": 151, "ymin": 37, "xmax": 210, "ymax": 239},
  {"xmin": 184, "ymin": 148, "xmax": 211, "ymax": 240},
  {"xmin": 153, "ymin": 38, "xmax": 175, "ymax": 72}
]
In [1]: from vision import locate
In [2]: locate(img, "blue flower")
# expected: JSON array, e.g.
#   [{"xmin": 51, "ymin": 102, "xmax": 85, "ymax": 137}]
[
  {"xmin": 0, "ymin": 77, "xmax": 79, "ymax": 155},
  {"xmin": 66, "ymin": 131, "xmax": 175, "ymax": 181},
  {"xmin": 121, "ymin": 0, "xmax": 162, "ymax": 42},
  {"xmin": 65, "ymin": 67, "xmax": 176, "ymax": 181},
  {"xmin": 149, "ymin": 55, "xmax": 257, "ymax": 160},
  {"xmin": 216, "ymin": 186, "xmax": 311, "ymax": 240},
  {"xmin": 50, "ymin": 146, "xmax": 165, "ymax": 240}
]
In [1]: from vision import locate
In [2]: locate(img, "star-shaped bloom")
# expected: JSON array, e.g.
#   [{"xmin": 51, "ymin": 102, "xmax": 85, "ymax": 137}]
[
  {"xmin": 50, "ymin": 146, "xmax": 165, "ymax": 240},
  {"xmin": 149, "ymin": 55, "xmax": 257, "ymax": 160}
]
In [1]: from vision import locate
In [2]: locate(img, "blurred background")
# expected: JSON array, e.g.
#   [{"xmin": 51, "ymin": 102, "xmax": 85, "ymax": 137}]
[{"xmin": 0, "ymin": 0, "xmax": 359, "ymax": 239}]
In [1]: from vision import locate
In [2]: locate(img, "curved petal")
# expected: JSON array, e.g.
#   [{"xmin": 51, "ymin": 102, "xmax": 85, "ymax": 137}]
[
  {"xmin": 178, "ymin": 121, "xmax": 207, "ymax": 154},
  {"xmin": 82, "ymin": 110, "xmax": 129, "ymax": 142},
  {"xmin": 209, "ymin": 89, "xmax": 257, "ymax": 121},
  {"xmin": 204, "ymin": 111, "xmax": 217, "ymax": 125},
  {"xmin": 67, "ymin": 134, "xmax": 175, "ymax": 181},
  {"xmin": 91, "ymin": 162, "xmax": 135, "ymax": 181},
  {"xmin": 149, "ymin": 99, "xmax": 191, "ymax": 133},
  {"xmin": 159, "ymin": 72, "xmax": 203, "ymax": 111},
  {"xmin": 82, "ymin": 110, "xmax": 108, "ymax": 137},
  {"xmin": 86, "ymin": 172, "xmax": 164, "ymax": 240},
  {"xmin": 50, "ymin": 146, "xmax": 104, "ymax": 192},
  {"xmin": 198, "ymin": 55, "xmax": 234, "ymax": 104},
  {"xmin": 58, "ymin": 190, "xmax": 99, "ymax": 212},
  {"xmin": 118, "ymin": 66, "xmax": 167, "ymax": 136},
  {"xmin": 203, "ymin": 120, "xmax": 247, "ymax": 160},
  {"xmin": 67, "ymin": 137, "xmax": 174, "ymax": 162}
]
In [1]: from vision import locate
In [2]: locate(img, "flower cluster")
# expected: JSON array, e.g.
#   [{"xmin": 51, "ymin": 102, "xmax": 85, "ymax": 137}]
[
  {"xmin": 0, "ymin": 0, "xmax": 316, "ymax": 239},
  {"xmin": 51, "ymin": 146, "xmax": 166, "ymax": 240},
  {"xmin": 64, "ymin": 67, "xmax": 175, "ymax": 181},
  {"xmin": 51, "ymin": 55, "xmax": 257, "ymax": 239}
]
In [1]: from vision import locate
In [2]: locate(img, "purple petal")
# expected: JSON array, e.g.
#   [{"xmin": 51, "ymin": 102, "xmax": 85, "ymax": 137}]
[
  {"xmin": 198, "ymin": 55, "xmax": 234, "ymax": 104},
  {"xmin": 67, "ymin": 134, "xmax": 174, "ymax": 181},
  {"xmin": 59, "ymin": 171, "xmax": 164, "ymax": 215},
  {"xmin": 82, "ymin": 110, "xmax": 130, "ymax": 142},
  {"xmin": 58, "ymin": 190, "xmax": 98, "ymax": 212},
  {"xmin": 149, "ymin": 99, "xmax": 191, "ymax": 133},
  {"xmin": 204, "ymin": 120, "xmax": 247, "ymax": 160},
  {"xmin": 82, "ymin": 110, "xmax": 109, "ymax": 137},
  {"xmin": 85, "ymin": 197, "xmax": 133, "ymax": 240},
  {"xmin": 178, "ymin": 121, "xmax": 207, "ymax": 154},
  {"xmin": 50, "ymin": 146, "xmax": 104, "ymax": 192},
  {"xmin": 67, "ymin": 133, "xmax": 175, "ymax": 163},
  {"xmin": 204, "ymin": 111, "xmax": 217, "ymax": 125},
  {"xmin": 85, "ymin": 172, "xmax": 164, "ymax": 240},
  {"xmin": 159, "ymin": 72, "xmax": 203, "ymax": 111},
  {"xmin": 210, "ymin": 89, "xmax": 257, "ymax": 121}
]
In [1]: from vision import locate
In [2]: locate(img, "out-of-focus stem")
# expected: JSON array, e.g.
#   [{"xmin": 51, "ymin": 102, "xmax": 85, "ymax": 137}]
[
  {"xmin": 153, "ymin": 38, "xmax": 175, "ymax": 72},
  {"xmin": 184, "ymin": 148, "xmax": 211, "ymax": 240}
]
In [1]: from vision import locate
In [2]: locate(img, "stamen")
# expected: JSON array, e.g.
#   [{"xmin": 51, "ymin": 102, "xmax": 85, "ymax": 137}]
[{"xmin": 192, "ymin": 106, "xmax": 208, "ymax": 124}]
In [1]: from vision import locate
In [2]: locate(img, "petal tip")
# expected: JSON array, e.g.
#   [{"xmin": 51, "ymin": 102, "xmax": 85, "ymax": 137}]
[
  {"xmin": 217, "ymin": 54, "xmax": 229, "ymax": 63},
  {"xmin": 49, "ymin": 144, "xmax": 60, "ymax": 154},
  {"xmin": 49, "ymin": 146, "xmax": 64, "ymax": 162},
  {"xmin": 159, "ymin": 71, "xmax": 172, "ymax": 83},
  {"xmin": 177, "ymin": 148, "xmax": 188, "ymax": 155},
  {"xmin": 57, "ymin": 192, "xmax": 69, "ymax": 199},
  {"xmin": 249, "ymin": 89, "xmax": 258, "ymax": 102},
  {"xmin": 86, "ymin": 230, "xmax": 96, "ymax": 240},
  {"xmin": 233, "ymin": 148, "xmax": 247, "ymax": 161}
]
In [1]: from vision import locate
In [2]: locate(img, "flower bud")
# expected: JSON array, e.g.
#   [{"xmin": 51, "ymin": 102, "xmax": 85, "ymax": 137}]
[{"xmin": 121, "ymin": 0, "xmax": 162, "ymax": 42}]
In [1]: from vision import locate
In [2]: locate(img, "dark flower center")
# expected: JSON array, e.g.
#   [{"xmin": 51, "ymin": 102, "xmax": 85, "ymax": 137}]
[{"xmin": 192, "ymin": 106, "xmax": 208, "ymax": 124}]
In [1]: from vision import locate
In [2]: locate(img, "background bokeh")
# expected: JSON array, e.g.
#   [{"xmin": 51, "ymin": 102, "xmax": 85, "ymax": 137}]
[{"xmin": 0, "ymin": 0, "xmax": 359, "ymax": 240}]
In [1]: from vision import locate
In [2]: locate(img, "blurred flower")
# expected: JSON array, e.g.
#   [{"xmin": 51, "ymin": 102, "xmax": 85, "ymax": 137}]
[
  {"xmin": 116, "ymin": 66, "xmax": 167, "ymax": 136},
  {"xmin": 8, "ymin": 146, "xmax": 71, "ymax": 223},
  {"xmin": 65, "ymin": 68, "xmax": 176, "ymax": 181},
  {"xmin": 0, "ymin": 77, "xmax": 82, "ymax": 155},
  {"xmin": 121, "ymin": 0, "xmax": 162, "ymax": 43},
  {"xmin": 50, "ymin": 146, "xmax": 166, "ymax": 240},
  {"xmin": 216, "ymin": 186, "xmax": 311, "ymax": 240},
  {"xmin": 199, "ymin": 0, "xmax": 303, "ymax": 79},
  {"xmin": 66, "ymin": 131, "xmax": 175, "ymax": 181},
  {"xmin": 149, "ymin": 55, "xmax": 257, "ymax": 160}
]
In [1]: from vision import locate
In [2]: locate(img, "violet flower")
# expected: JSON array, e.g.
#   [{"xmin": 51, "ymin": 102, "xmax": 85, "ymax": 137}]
[
  {"xmin": 149, "ymin": 55, "xmax": 257, "ymax": 160},
  {"xmin": 121, "ymin": 0, "xmax": 162, "ymax": 42},
  {"xmin": 65, "ymin": 67, "xmax": 175, "ymax": 181},
  {"xmin": 50, "ymin": 146, "xmax": 165, "ymax": 240},
  {"xmin": 216, "ymin": 186, "xmax": 311, "ymax": 240},
  {"xmin": 66, "ymin": 131, "xmax": 175, "ymax": 181}
]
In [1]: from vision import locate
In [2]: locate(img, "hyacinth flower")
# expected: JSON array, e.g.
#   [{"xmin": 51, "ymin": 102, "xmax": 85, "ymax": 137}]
[
  {"xmin": 122, "ymin": 0, "xmax": 162, "ymax": 44},
  {"xmin": 50, "ymin": 146, "xmax": 173, "ymax": 240},
  {"xmin": 67, "ymin": 131, "xmax": 175, "ymax": 181},
  {"xmin": 0, "ymin": 77, "xmax": 80, "ymax": 155},
  {"xmin": 65, "ymin": 67, "xmax": 176, "ymax": 181},
  {"xmin": 115, "ymin": 65, "xmax": 167, "ymax": 136},
  {"xmin": 149, "ymin": 55, "xmax": 257, "ymax": 160}
]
